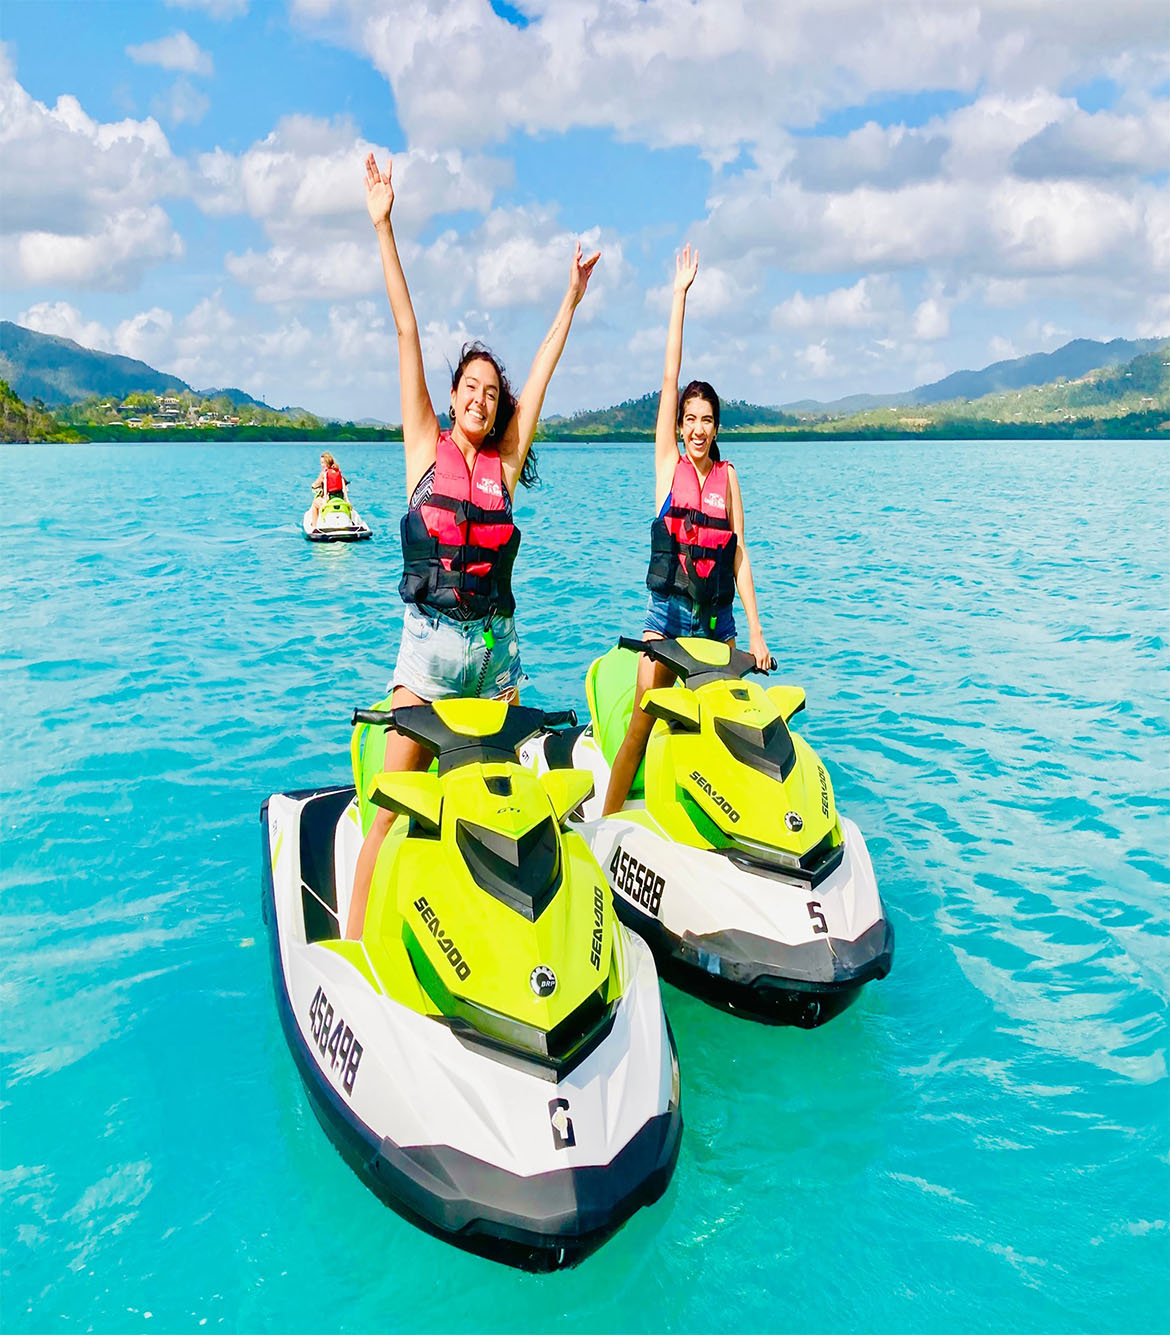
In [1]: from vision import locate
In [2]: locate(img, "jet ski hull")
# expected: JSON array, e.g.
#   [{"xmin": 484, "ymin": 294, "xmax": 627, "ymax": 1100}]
[
  {"xmin": 261, "ymin": 786, "xmax": 681, "ymax": 1270},
  {"xmin": 302, "ymin": 506, "xmax": 372, "ymax": 542},
  {"xmin": 609, "ymin": 894, "xmax": 892, "ymax": 1026}
]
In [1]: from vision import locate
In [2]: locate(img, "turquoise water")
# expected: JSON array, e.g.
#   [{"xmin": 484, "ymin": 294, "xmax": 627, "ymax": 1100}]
[{"xmin": 2, "ymin": 439, "xmax": 1167, "ymax": 1334}]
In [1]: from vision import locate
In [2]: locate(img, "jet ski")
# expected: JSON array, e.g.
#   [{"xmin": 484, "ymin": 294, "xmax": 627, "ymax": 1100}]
[
  {"xmin": 261, "ymin": 696, "xmax": 681, "ymax": 1270},
  {"xmin": 302, "ymin": 495, "xmax": 372, "ymax": 542},
  {"xmin": 519, "ymin": 637, "xmax": 894, "ymax": 1027}
]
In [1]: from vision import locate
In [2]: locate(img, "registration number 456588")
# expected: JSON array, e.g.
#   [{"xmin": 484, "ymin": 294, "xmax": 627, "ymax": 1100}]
[{"xmin": 609, "ymin": 847, "xmax": 665, "ymax": 917}]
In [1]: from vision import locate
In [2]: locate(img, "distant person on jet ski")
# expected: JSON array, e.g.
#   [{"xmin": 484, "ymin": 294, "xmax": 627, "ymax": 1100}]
[
  {"xmin": 346, "ymin": 150, "xmax": 600, "ymax": 938},
  {"xmin": 602, "ymin": 244, "xmax": 771, "ymax": 816},
  {"xmin": 308, "ymin": 451, "xmax": 349, "ymax": 526}
]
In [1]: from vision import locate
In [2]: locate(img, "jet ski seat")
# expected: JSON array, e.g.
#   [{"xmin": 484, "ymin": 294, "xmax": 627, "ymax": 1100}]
[{"xmin": 585, "ymin": 644, "xmax": 645, "ymax": 799}]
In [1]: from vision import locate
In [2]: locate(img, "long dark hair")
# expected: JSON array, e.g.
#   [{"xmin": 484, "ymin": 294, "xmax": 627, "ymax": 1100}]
[
  {"xmin": 678, "ymin": 379, "xmax": 721, "ymax": 462},
  {"xmin": 450, "ymin": 342, "xmax": 539, "ymax": 488}
]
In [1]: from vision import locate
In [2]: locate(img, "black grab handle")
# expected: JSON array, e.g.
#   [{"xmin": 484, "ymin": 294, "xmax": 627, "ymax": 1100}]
[
  {"xmin": 541, "ymin": 709, "xmax": 578, "ymax": 729},
  {"xmin": 352, "ymin": 708, "xmax": 395, "ymax": 726}
]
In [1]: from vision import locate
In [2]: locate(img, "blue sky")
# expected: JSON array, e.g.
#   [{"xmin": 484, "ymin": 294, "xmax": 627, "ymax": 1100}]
[{"xmin": 1, "ymin": 0, "xmax": 1167, "ymax": 420}]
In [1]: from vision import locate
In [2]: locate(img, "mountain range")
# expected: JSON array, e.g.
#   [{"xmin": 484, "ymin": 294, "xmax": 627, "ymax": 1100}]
[{"xmin": 544, "ymin": 336, "xmax": 1167, "ymax": 432}]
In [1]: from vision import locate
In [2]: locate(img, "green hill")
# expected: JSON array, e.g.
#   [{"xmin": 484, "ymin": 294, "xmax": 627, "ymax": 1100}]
[
  {"xmin": 780, "ymin": 336, "xmax": 1166, "ymax": 415},
  {"xmin": 0, "ymin": 322, "xmax": 280, "ymax": 412},
  {"xmin": 810, "ymin": 343, "xmax": 1170, "ymax": 435},
  {"xmin": 0, "ymin": 378, "xmax": 80, "ymax": 442},
  {"xmin": 543, "ymin": 391, "xmax": 799, "ymax": 436},
  {"xmin": 0, "ymin": 321, "xmax": 189, "ymax": 406}
]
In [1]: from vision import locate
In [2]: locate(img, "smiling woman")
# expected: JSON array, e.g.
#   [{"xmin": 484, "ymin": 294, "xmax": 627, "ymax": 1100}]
[{"xmin": 344, "ymin": 151, "xmax": 600, "ymax": 939}]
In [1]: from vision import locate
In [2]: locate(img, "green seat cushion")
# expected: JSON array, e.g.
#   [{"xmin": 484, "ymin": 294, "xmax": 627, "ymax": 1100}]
[{"xmin": 585, "ymin": 645, "xmax": 645, "ymax": 799}]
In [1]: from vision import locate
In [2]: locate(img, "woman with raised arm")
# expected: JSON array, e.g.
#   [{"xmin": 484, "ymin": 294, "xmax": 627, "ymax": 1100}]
[
  {"xmin": 347, "ymin": 151, "xmax": 600, "ymax": 938},
  {"xmin": 601, "ymin": 244, "xmax": 771, "ymax": 816}
]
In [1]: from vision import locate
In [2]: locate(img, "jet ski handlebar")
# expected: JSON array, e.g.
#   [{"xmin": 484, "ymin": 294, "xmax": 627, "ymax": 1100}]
[
  {"xmin": 617, "ymin": 636, "xmax": 776, "ymax": 679},
  {"xmin": 352, "ymin": 704, "xmax": 579, "ymax": 775}
]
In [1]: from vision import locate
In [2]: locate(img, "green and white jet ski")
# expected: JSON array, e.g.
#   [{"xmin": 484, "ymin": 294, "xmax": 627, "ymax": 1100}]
[
  {"xmin": 519, "ymin": 638, "xmax": 894, "ymax": 1027},
  {"xmin": 303, "ymin": 495, "xmax": 372, "ymax": 542},
  {"xmin": 261, "ymin": 696, "xmax": 681, "ymax": 1270}
]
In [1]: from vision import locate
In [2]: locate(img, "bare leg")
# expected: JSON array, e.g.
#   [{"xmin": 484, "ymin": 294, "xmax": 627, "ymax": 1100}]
[
  {"xmin": 345, "ymin": 683, "xmax": 431, "ymax": 939},
  {"xmin": 602, "ymin": 636, "xmax": 675, "ymax": 815}
]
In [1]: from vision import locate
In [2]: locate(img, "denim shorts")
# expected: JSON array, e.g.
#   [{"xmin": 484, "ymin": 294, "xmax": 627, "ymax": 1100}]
[
  {"xmin": 391, "ymin": 604, "xmax": 525, "ymax": 700},
  {"xmin": 644, "ymin": 591, "xmax": 736, "ymax": 642}
]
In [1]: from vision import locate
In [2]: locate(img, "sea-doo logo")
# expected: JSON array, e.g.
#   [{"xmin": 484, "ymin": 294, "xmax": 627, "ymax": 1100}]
[
  {"xmin": 817, "ymin": 765, "xmax": 830, "ymax": 818},
  {"xmin": 590, "ymin": 882, "xmax": 605, "ymax": 969},
  {"xmin": 413, "ymin": 896, "xmax": 472, "ymax": 981},
  {"xmin": 689, "ymin": 770, "xmax": 741, "ymax": 824},
  {"xmin": 705, "ymin": 492, "xmax": 725, "ymax": 511},
  {"xmin": 530, "ymin": 965, "xmax": 557, "ymax": 997},
  {"xmin": 785, "ymin": 810, "xmax": 804, "ymax": 832},
  {"xmin": 548, "ymin": 1097, "xmax": 575, "ymax": 1150}
]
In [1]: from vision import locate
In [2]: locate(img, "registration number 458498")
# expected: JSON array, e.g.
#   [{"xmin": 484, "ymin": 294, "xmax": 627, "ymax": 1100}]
[{"xmin": 609, "ymin": 847, "xmax": 664, "ymax": 917}]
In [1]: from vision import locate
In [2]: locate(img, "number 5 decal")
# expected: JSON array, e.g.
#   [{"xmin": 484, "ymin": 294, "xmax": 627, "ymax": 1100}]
[{"xmin": 807, "ymin": 900, "xmax": 828, "ymax": 935}]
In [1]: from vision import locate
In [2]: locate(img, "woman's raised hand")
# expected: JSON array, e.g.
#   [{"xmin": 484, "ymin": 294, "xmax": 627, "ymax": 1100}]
[
  {"xmin": 365, "ymin": 152, "xmax": 394, "ymax": 227},
  {"xmin": 568, "ymin": 239, "xmax": 601, "ymax": 307},
  {"xmin": 674, "ymin": 243, "xmax": 699, "ymax": 294}
]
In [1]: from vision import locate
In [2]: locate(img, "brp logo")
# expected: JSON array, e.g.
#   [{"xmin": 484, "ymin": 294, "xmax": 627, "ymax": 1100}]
[
  {"xmin": 530, "ymin": 965, "xmax": 557, "ymax": 997},
  {"xmin": 784, "ymin": 811, "xmax": 804, "ymax": 832}
]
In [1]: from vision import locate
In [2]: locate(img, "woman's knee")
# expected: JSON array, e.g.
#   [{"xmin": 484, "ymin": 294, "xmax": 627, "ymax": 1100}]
[{"xmin": 367, "ymin": 806, "xmax": 394, "ymax": 839}]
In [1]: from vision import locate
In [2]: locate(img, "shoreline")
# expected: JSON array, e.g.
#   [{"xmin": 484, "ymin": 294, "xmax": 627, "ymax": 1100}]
[{"xmin": 6, "ymin": 414, "xmax": 1168, "ymax": 445}]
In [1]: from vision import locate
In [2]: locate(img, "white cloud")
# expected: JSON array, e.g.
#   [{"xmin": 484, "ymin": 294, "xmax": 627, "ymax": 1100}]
[
  {"xmin": 165, "ymin": 0, "xmax": 247, "ymax": 17},
  {"xmin": 300, "ymin": 0, "xmax": 1170, "ymax": 161},
  {"xmin": 152, "ymin": 78, "xmax": 211, "ymax": 126},
  {"xmin": 16, "ymin": 301, "xmax": 113, "ymax": 351},
  {"xmin": 1013, "ymin": 100, "xmax": 1170, "ymax": 179},
  {"xmin": 988, "ymin": 179, "xmax": 1141, "ymax": 273},
  {"xmin": 796, "ymin": 341, "xmax": 835, "ymax": 378},
  {"xmin": 0, "ymin": 68, "xmax": 184, "ymax": 289},
  {"xmin": 256, "ymin": 318, "xmax": 313, "ymax": 362},
  {"xmin": 699, "ymin": 151, "xmax": 1162, "ymax": 295},
  {"xmin": 913, "ymin": 297, "xmax": 950, "ymax": 340},
  {"xmin": 196, "ymin": 119, "xmax": 509, "ymax": 231},
  {"xmin": 771, "ymin": 276, "xmax": 897, "ymax": 331},
  {"xmin": 4, "ymin": 207, "xmax": 184, "ymax": 290},
  {"xmin": 645, "ymin": 263, "xmax": 760, "ymax": 323},
  {"xmin": 0, "ymin": 78, "xmax": 180, "ymax": 230},
  {"xmin": 1135, "ymin": 293, "xmax": 1170, "ymax": 338},
  {"xmin": 114, "ymin": 307, "xmax": 175, "ymax": 363},
  {"xmin": 126, "ymin": 32, "xmax": 213, "ymax": 77},
  {"xmin": 224, "ymin": 238, "xmax": 374, "ymax": 303},
  {"xmin": 789, "ymin": 122, "xmax": 949, "ymax": 192}
]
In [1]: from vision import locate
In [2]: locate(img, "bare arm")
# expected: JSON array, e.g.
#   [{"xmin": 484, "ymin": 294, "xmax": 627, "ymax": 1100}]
[
  {"xmin": 365, "ymin": 153, "xmax": 439, "ymax": 497},
  {"xmin": 499, "ymin": 241, "xmax": 600, "ymax": 496},
  {"xmin": 727, "ymin": 465, "xmax": 770, "ymax": 669},
  {"xmin": 654, "ymin": 245, "xmax": 699, "ymax": 510}
]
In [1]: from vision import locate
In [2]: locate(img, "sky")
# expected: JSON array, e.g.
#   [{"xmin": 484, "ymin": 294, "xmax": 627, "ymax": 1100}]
[{"xmin": 1, "ymin": 0, "xmax": 1167, "ymax": 421}]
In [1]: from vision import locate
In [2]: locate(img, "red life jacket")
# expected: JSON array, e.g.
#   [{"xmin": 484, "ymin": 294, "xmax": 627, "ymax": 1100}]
[
  {"xmin": 324, "ymin": 465, "xmax": 344, "ymax": 496},
  {"xmin": 399, "ymin": 432, "xmax": 520, "ymax": 618},
  {"xmin": 646, "ymin": 456, "xmax": 737, "ymax": 610}
]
